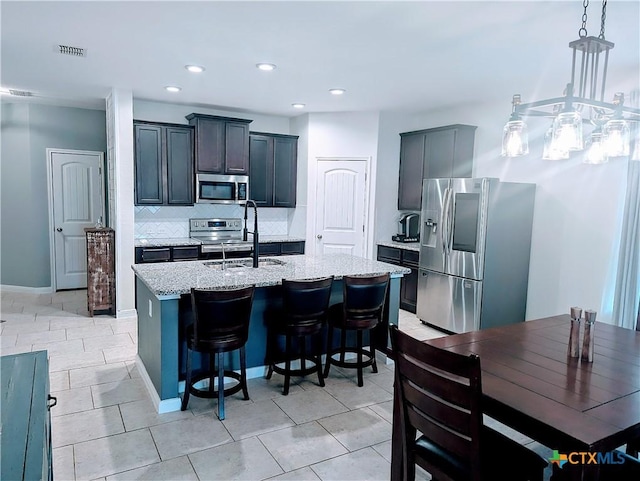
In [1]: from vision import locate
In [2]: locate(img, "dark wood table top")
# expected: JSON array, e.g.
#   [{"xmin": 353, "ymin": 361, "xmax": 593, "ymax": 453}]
[{"xmin": 426, "ymin": 315, "xmax": 640, "ymax": 453}]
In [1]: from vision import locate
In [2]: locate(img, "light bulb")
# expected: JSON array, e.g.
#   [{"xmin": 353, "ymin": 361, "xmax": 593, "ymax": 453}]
[
  {"xmin": 603, "ymin": 119, "xmax": 630, "ymax": 157},
  {"xmin": 583, "ymin": 132, "xmax": 607, "ymax": 164},
  {"xmin": 542, "ymin": 127, "xmax": 569, "ymax": 160},
  {"xmin": 501, "ymin": 120, "xmax": 529, "ymax": 157},
  {"xmin": 552, "ymin": 111, "xmax": 583, "ymax": 151}
]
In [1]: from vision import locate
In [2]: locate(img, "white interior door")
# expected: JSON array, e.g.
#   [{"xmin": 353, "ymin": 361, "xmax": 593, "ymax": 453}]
[
  {"xmin": 315, "ymin": 159, "xmax": 367, "ymax": 256},
  {"xmin": 50, "ymin": 150, "xmax": 104, "ymax": 290}
]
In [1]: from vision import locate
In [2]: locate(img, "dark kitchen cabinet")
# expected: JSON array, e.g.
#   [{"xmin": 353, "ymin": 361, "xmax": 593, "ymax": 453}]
[
  {"xmin": 377, "ymin": 245, "xmax": 419, "ymax": 313},
  {"xmin": 134, "ymin": 121, "xmax": 194, "ymax": 206},
  {"xmin": 398, "ymin": 124, "xmax": 476, "ymax": 210},
  {"xmin": 249, "ymin": 132, "xmax": 298, "ymax": 207},
  {"xmin": 186, "ymin": 113, "xmax": 253, "ymax": 175},
  {"xmin": 258, "ymin": 241, "xmax": 305, "ymax": 256},
  {"xmin": 135, "ymin": 245, "xmax": 200, "ymax": 264}
]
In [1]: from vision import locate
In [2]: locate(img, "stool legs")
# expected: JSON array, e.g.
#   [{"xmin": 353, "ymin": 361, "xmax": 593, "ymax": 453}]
[
  {"xmin": 323, "ymin": 326, "xmax": 334, "ymax": 379},
  {"xmin": 217, "ymin": 352, "xmax": 225, "ymax": 420}
]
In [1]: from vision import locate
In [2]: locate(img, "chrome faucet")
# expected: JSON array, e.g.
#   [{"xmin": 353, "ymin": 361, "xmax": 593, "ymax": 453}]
[{"xmin": 242, "ymin": 200, "xmax": 259, "ymax": 268}]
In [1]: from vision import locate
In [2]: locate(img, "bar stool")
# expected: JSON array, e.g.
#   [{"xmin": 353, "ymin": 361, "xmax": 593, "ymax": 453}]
[
  {"xmin": 266, "ymin": 276, "xmax": 334, "ymax": 395},
  {"xmin": 181, "ymin": 285, "xmax": 255, "ymax": 420},
  {"xmin": 323, "ymin": 273, "xmax": 390, "ymax": 387}
]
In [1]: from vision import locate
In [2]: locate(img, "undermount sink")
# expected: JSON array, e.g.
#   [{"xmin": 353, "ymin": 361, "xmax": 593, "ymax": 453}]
[{"xmin": 204, "ymin": 258, "xmax": 285, "ymax": 271}]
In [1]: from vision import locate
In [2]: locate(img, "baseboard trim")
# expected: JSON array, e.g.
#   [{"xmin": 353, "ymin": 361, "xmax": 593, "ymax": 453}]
[
  {"xmin": 135, "ymin": 354, "xmax": 182, "ymax": 414},
  {"xmin": 0, "ymin": 284, "xmax": 53, "ymax": 294},
  {"xmin": 116, "ymin": 308, "xmax": 137, "ymax": 320}
]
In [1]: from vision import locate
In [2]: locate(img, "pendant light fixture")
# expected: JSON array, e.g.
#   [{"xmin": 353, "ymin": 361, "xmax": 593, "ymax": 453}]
[{"xmin": 502, "ymin": 0, "xmax": 640, "ymax": 160}]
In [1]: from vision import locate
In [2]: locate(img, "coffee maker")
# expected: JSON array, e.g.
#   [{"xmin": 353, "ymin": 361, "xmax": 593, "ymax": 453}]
[{"xmin": 392, "ymin": 213, "xmax": 420, "ymax": 242}]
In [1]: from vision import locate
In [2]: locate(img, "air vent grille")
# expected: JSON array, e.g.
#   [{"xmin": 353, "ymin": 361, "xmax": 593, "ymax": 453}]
[
  {"xmin": 8, "ymin": 89, "xmax": 33, "ymax": 97},
  {"xmin": 58, "ymin": 45, "xmax": 86, "ymax": 57}
]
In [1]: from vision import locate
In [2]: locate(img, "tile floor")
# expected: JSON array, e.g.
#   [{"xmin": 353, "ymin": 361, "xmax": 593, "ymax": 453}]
[{"xmin": 0, "ymin": 289, "xmax": 555, "ymax": 480}]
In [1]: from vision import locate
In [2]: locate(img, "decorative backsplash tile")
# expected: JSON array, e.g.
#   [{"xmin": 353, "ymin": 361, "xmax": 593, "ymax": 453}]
[{"xmin": 134, "ymin": 205, "xmax": 293, "ymax": 239}]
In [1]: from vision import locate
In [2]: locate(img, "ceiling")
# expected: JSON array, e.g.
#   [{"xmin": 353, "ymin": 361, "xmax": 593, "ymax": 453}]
[{"xmin": 2, "ymin": 0, "xmax": 639, "ymax": 117}]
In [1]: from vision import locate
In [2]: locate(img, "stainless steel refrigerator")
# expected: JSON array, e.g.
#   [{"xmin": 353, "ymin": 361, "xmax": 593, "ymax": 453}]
[{"xmin": 417, "ymin": 177, "xmax": 535, "ymax": 333}]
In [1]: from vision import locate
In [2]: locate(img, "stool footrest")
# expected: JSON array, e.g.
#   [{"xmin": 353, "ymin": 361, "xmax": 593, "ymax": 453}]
[
  {"xmin": 326, "ymin": 348, "xmax": 375, "ymax": 369},
  {"xmin": 270, "ymin": 357, "xmax": 322, "ymax": 378},
  {"xmin": 188, "ymin": 371, "xmax": 244, "ymax": 399}
]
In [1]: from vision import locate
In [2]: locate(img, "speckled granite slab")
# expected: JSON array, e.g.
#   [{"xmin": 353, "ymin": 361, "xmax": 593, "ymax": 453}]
[
  {"xmin": 132, "ymin": 253, "xmax": 411, "ymax": 299},
  {"xmin": 135, "ymin": 237, "xmax": 200, "ymax": 247},
  {"xmin": 135, "ymin": 236, "xmax": 305, "ymax": 247},
  {"xmin": 377, "ymin": 241, "xmax": 420, "ymax": 252}
]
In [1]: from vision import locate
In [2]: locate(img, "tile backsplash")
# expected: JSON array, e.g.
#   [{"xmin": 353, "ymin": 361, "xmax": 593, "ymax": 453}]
[{"xmin": 134, "ymin": 205, "xmax": 291, "ymax": 238}]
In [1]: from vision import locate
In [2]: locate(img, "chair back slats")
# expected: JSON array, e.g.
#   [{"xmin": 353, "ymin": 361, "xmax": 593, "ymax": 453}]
[
  {"xmin": 398, "ymin": 358, "xmax": 474, "ymax": 438},
  {"xmin": 191, "ymin": 286, "xmax": 255, "ymax": 347}
]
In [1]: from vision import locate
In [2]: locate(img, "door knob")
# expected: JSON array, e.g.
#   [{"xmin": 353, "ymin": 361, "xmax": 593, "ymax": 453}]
[
  {"xmin": 316, "ymin": 234, "xmax": 323, "ymax": 239},
  {"xmin": 56, "ymin": 228, "xmax": 63, "ymax": 232}
]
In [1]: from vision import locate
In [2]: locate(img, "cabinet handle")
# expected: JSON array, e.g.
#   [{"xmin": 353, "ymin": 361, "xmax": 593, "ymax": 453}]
[{"xmin": 47, "ymin": 394, "xmax": 57, "ymax": 410}]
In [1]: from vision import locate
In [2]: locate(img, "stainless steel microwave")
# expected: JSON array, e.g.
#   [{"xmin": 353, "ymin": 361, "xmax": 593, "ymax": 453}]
[{"xmin": 195, "ymin": 174, "xmax": 249, "ymax": 204}]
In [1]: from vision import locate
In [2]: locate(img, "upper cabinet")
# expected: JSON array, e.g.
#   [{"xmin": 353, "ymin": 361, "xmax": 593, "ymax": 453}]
[
  {"xmin": 134, "ymin": 121, "xmax": 194, "ymax": 206},
  {"xmin": 186, "ymin": 113, "xmax": 253, "ymax": 175},
  {"xmin": 249, "ymin": 132, "xmax": 299, "ymax": 207},
  {"xmin": 398, "ymin": 124, "xmax": 476, "ymax": 211}
]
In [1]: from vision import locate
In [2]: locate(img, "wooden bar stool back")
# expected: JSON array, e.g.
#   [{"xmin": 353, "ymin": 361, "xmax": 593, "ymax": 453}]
[
  {"xmin": 266, "ymin": 276, "xmax": 334, "ymax": 395},
  {"xmin": 181, "ymin": 285, "xmax": 255, "ymax": 420},
  {"xmin": 323, "ymin": 272, "xmax": 389, "ymax": 387}
]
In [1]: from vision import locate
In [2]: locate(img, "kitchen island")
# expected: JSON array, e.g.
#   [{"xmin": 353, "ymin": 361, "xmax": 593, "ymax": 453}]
[{"xmin": 132, "ymin": 254, "xmax": 410, "ymax": 413}]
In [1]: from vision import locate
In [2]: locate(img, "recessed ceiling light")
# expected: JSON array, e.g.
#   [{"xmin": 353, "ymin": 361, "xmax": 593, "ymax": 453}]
[
  {"xmin": 185, "ymin": 65, "xmax": 205, "ymax": 73},
  {"xmin": 329, "ymin": 88, "xmax": 346, "ymax": 95},
  {"xmin": 256, "ymin": 63, "xmax": 276, "ymax": 71},
  {"xmin": 292, "ymin": 103, "xmax": 306, "ymax": 109},
  {"xmin": 165, "ymin": 86, "xmax": 182, "ymax": 93}
]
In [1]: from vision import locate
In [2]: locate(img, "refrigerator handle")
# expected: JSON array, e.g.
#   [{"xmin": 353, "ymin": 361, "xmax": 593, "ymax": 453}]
[
  {"xmin": 447, "ymin": 188, "xmax": 454, "ymax": 256},
  {"xmin": 440, "ymin": 187, "xmax": 450, "ymax": 255}
]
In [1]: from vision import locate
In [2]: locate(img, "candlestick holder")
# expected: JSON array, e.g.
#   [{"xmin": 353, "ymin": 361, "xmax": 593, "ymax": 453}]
[
  {"xmin": 582, "ymin": 309, "xmax": 596, "ymax": 362},
  {"xmin": 568, "ymin": 307, "xmax": 582, "ymax": 358}
]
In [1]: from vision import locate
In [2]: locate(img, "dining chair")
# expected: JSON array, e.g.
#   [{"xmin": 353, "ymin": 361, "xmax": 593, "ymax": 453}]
[
  {"xmin": 181, "ymin": 285, "xmax": 255, "ymax": 420},
  {"xmin": 389, "ymin": 324, "xmax": 547, "ymax": 481},
  {"xmin": 265, "ymin": 276, "xmax": 334, "ymax": 395},
  {"xmin": 323, "ymin": 273, "xmax": 389, "ymax": 387}
]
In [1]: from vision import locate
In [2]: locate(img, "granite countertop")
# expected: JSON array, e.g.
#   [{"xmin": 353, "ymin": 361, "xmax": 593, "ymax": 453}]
[
  {"xmin": 377, "ymin": 240, "xmax": 420, "ymax": 252},
  {"xmin": 135, "ymin": 236, "xmax": 306, "ymax": 248},
  {"xmin": 132, "ymin": 254, "xmax": 411, "ymax": 299}
]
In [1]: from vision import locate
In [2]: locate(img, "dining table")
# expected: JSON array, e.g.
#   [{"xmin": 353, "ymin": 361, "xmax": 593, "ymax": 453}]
[{"xmin": 390, "ymin": 314, "xmax": 640, "ymax": 481}]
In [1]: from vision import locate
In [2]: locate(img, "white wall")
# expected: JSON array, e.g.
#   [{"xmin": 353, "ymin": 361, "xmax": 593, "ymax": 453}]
[
  {"xmin": 304, "ymin": 112, "xmax": 381, "ymax": 257},
  {"xmin": 374, "ymin": 101, "xmax": 629, "ymax": 324}
]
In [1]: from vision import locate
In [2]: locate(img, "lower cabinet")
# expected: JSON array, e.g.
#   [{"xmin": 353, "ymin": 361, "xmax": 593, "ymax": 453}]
[
  {"xmin": 1, "ymin": 351, "xmax": 56, "ymax": 481},
  {"xmin": 377, "ymin": 245, "xmax": 419, "ymax": 313},
  {"xmin": 258, "ymin": 241, "xmax": 305, "ymax": 256},
  {"xmin": 135, "ymin": 245, "xmax": 200, "ymax": 263}
]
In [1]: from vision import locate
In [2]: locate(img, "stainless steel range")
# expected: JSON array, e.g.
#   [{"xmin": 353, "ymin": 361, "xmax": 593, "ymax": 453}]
[{"xmin": 189, "ymin": 218, "xmax": 253, "ymax": 255}]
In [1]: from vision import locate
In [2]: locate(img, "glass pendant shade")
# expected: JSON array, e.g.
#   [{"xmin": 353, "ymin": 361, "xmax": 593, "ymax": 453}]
[
  {"xmin": 501, "ymin": 120, "xmax": 529, "ymax": 157},
  {"xmin": 542, "ymin": 127, "xmax": 569, "ymax": 160},
  {"xmin": 602, "ymin": 119, "xmax": 630, "ymax": 157},
  {"xmin": 552, "ymin": 111, "xmax": 583, "ymax": 151},
  {"xmin": 583, "ymin": 131, "xmax": 607, "ymax": 164}
]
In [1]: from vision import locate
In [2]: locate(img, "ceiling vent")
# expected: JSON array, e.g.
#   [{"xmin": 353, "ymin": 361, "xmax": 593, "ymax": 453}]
[
  {"xmin": 8, "ymin": 89, "xmax": 33, "ymax": 97},
  {"xmin": 57, "ymin": 44, "xmax": 87, "ymax": 57}
]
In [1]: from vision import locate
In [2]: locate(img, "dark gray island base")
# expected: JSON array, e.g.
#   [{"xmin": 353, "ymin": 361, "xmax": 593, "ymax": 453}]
[{"xmin": 132, "ymin": 254, "xmax": 410, "ymax": 413}]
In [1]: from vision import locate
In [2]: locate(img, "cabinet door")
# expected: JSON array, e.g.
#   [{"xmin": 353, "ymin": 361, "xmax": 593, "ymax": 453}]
[
  {"xmin": 273, "ymin": 136, "xmax": 297, "ymax": 207},
  {"xmin": 424, "ymin": 126, "xmax": 476, "ymax": 179},
  {"xmin": 424, "ymin": 128, "xmax": 456, "ymax": 179},
  {"xmin": 165, "ymin": 126, "xmax": 194, "ymax": 205},
  {"xmin": 249, "ymin": 134, "xmax": 273, "ymax": 206},
  {"xmin": 225, "ymin": 122, "xmax": 249, "ymax": 174},
  {"xmin": 398, "ymin": 133, "xmax": 425, "ymax": 211},
  {"xmin": 400, "ymin": 267, "xmax": 418, "ymax": 313},
  {"xmin": 194, "ymin": 117, "xmax": 225, "ymax": 173},
  {"xmin": 134, "ymin": 124, "xmax": 164, "ymax": 204}
]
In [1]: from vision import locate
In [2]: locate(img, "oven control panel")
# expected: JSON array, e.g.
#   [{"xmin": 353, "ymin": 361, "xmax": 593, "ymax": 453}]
[{"xmin": 189, "ymin": 218, "xmax": 242, "ymax": 233}]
